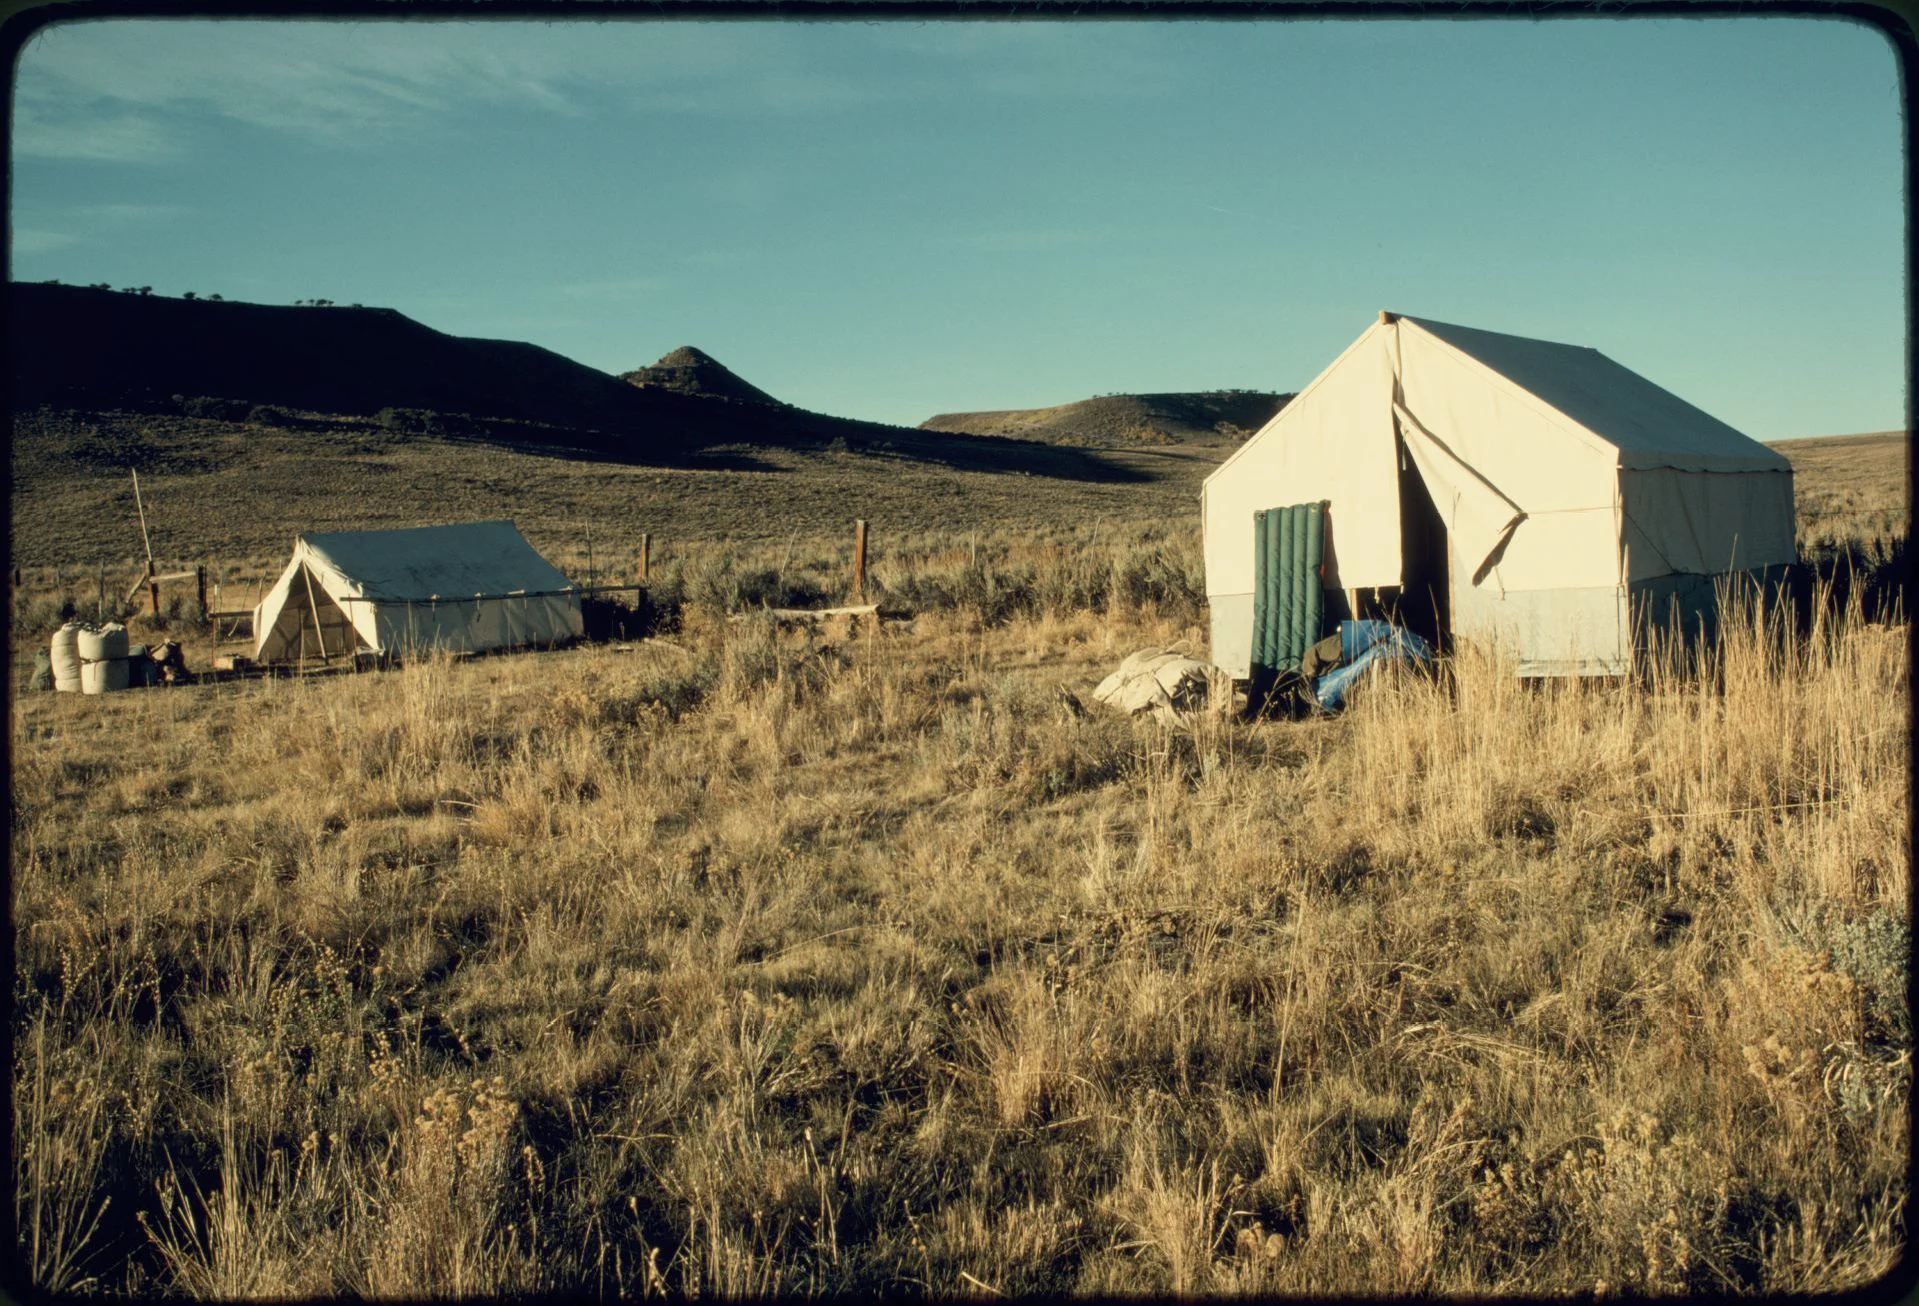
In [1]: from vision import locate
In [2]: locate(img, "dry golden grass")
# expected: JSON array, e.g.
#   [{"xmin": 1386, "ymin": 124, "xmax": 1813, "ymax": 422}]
[
  {"xmin": 9, "ymin": 425, "xmax": 1908, "ymax": 1295},
  {"xmin": 1772, "ymin": 432, "xmax": 1908, "ymax": 555},
  {"xmin": 10, "ymin": 545, "xmax": 1908, "ymax": 1294}
]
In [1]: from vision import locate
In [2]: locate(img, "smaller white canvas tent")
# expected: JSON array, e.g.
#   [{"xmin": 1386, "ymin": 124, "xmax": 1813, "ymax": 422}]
[{"xmin": 254, "ymin": 520, "xmax": 583, "ymax": 663}]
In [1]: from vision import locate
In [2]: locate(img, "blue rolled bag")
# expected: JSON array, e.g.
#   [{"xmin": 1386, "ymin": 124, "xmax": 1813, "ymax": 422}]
[{"xmin": 1305, "ymin": 619, "xmax": 1436, "ymax": 712}]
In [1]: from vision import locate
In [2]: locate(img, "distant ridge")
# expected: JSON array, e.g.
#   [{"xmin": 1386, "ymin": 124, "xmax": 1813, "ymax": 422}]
[
  {"xmin": 6, "ymin": 283, "xmax": 1149, "ymax": 491},
  {"xmin": 921, "ymin": 390, "xmax": 1293, "ymax": 447},
  {"xmin": 620, "ymin": 346, "xmax": 783, "ymax": 407},
  {"xmin": 7, "ymin": 282, "xmax": 716, "ymax": 447}
]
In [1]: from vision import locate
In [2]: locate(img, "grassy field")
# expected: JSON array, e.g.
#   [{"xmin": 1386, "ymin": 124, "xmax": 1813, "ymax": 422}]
[
  {"xmin": 8, "ymin": 426, "xmax": 1910, "ymax": 1295},
  {"xmin": 1769, "ymin": 433, "xmax": 1908, "ymax": 555},
  {"xmin": 6, "ymin": 406, "xmax": 1900, "ymax": 622},
  {"xmin": 8, "ymin": 404, "xmax": 1218, "ymax": 576}
]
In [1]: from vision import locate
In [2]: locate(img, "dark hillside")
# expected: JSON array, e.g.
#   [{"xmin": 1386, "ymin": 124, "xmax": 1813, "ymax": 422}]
[
  {"xmin": 921, "ymin": 390, "xmax": 1293, "ymax": 446},
  {"xmin": 8, "ymin": 282, "xmax": 697, "ymax": 440},
  {"xmin": 6, "ymin": 284, "xmax": 1138, "ymax": 483}
]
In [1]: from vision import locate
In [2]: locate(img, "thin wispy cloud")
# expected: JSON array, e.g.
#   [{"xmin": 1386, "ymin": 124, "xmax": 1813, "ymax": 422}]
[
  {"xmin": 14, "ymin": 22, "xmax": 589, "ymax": 155},
  {"xmin": 13, "ymin": 105, "xmax": 179, "ymax": 162},
  {"xmin": 12, "ymin": 229, "xmax": 80, "ymax": 255},
  {"xmin": 10, "ymin": 199, "xmax": 192, "ymax": 257},
  {"xmin": 931, "ymin": 226, "xmax": 1114, "ymax": 254},
  {"xmin": 76, "ymin": 202, "xmax": 192, "ymax": 222},
  {"xmin": 13, "ymin": 19, "xmax": 1179, "ymax": 160},
  {"xmin": 555, "ymin": 275, "xmax": 665, "ymax": 301}
]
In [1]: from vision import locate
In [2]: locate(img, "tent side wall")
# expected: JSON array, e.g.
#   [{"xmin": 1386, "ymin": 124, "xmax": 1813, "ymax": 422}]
[
  {"xmin": 1203, "ymin": 325, "xmax": 1399, "ymax": 680},
  {"xmin": 1619, "ymin": 467, "xmax": 1797, "ymax": 580},
  {"xmin": 367, "ymin": 592, "xmax": 584, "ymax": 656},
  {"xmin": 1614, "ymin": 465, "xmax": 1797, "ymax": 666}
]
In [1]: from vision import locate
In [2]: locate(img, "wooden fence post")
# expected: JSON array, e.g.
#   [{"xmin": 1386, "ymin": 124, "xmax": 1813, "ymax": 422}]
[
  {"xmin": 853, "ymin": 520, "xmax": 868, "ymax": 599},
  {"xmin": 639, "ymin": 533, "xmax": 651, "ymax": 584},
  {"xmin": 147, "ymin": 560, "xmax": 160, "ymax": 617},
  {"xmin": 196, "ymin": 565, "xmax": 207, "ymax": 619}
]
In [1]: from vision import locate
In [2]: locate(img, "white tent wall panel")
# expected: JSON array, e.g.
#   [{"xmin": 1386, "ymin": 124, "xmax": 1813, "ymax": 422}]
[
  {"xmin": 1208, "ymin": 593, "xmax": 1256, "ymax": 681},
  {"xmin": 1480, "ymin": 508, "xmax": 1624, "ymax": 592},
  {"xmin": 1620, "ymin": 468, "xmax": 1798, "ymax": 581},
  {"xmin": 1445, "ymin": 490, "xmax": 1629, "ymax": 677},
  {"xmin": 1450, "ymin": 541, "xmax": 1629, "ymax": 677},
  {"xmin": 254, "ymin": 564, "xmax": 302, "ymax": 662},
  {"xmin": 1203, "ymin": 325, "xmax": 1401, "ymax": 597}
]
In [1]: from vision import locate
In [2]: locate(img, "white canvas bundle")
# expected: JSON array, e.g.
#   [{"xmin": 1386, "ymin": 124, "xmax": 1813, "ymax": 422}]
[
  {"xmin": 77, "ymin": 624, "xmax": 129, "ymax": 694},
  {"xmin": 50, "ymin": 623, "xmax": 83, "ymax": 692},
  {"xmin": 1093, "ymin": 648, "xmax": 1216, "ymax": 722}
]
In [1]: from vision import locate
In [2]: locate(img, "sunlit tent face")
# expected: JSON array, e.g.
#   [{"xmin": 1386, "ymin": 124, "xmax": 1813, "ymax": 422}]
[
  {"xmin": 253, "ymin": 520, "xmax": 584, "ymax": 662},
  {"xmin": 1202, "ymin": 315, "xmax": 1798, "ymax": 678}
]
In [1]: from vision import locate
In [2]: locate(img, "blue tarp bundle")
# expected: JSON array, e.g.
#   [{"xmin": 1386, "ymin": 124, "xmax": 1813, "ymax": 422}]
[{"xmin": 1311, "ymin": 620, "xmax": 1436, "ymax": 711}]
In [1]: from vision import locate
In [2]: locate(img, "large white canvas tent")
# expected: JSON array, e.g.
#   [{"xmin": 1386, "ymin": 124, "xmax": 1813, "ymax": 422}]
[
  {"xmin": 254, "ymin": 520, "xmax": 584, "ymax": 663},
  {"xmin": 1204, "ymin": 314, "xmax": 1797, "ymax": 678}
]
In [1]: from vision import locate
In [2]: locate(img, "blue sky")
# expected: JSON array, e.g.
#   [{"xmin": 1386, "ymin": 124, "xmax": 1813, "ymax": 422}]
[{"xmin": 11, "ymin": 17, "xmax": 1905, "ymax": 437}]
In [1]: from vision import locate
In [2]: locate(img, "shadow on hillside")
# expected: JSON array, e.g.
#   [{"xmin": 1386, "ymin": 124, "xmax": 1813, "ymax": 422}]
[
  {"xmin": 480, "ymin": 419, "xmax": 1156, "ymax": 483},
  {"xmin": 459, "ymin": 431, "xmax": 780, "ymax": 473},
  {"xmin": 18, "ymin": 394, "xmax": 1157, "ymax": 485},
  {"xmin": 765, "ymin": 425, "xmax": 1156, "ymax": 484}
]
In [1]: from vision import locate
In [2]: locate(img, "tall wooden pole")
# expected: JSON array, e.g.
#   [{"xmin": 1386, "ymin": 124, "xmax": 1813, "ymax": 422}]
[
  {"xmin": 130, "ymin": 469, "xmax": 155, "ymax": 566},
  {"xmin": 639, "ymin": 533, "xmax": 651, "ymax": 584},
  {"xmin": 853, "ymin": 520, "xmax": 868, "ymax": 600},
  {"xmin": 130, "ymin": 469, "xmax": 160, "ymax": 616}
]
